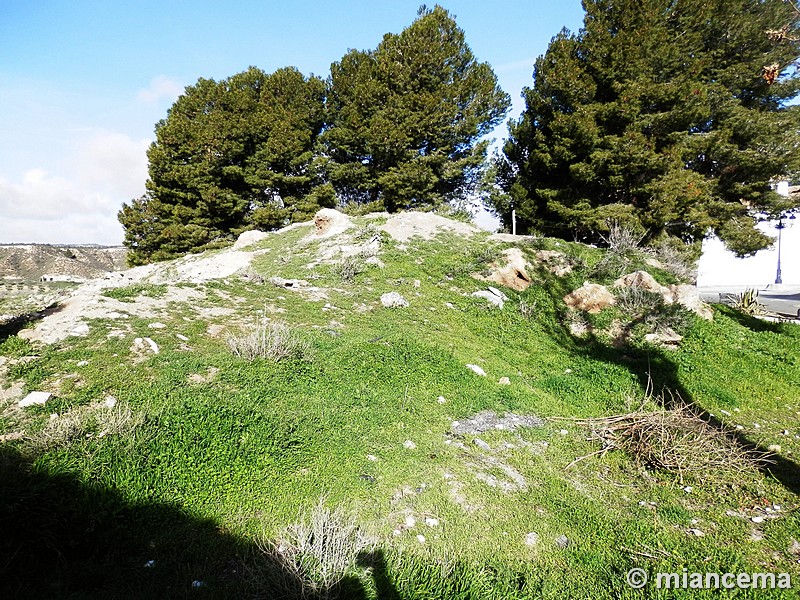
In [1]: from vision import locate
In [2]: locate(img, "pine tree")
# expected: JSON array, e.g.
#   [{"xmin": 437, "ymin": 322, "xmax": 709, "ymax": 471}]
[
  {"xmin": 492, "ymin": 0, "xmax": 800, "ymax": 256},
  {"xmin": 324, "ymin": 5, "xmax": 510, "ymax": 213},
  {"xmin": 119, "ymin": 67, "xmax": 326, "ymax": 265}
]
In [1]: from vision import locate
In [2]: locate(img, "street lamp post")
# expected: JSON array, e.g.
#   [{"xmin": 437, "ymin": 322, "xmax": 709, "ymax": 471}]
[{"xmin": 775, "ymin": 217, "xmax": 783, "ymax": 285}]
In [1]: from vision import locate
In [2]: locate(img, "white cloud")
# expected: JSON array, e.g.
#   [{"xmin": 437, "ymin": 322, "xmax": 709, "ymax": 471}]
[
  {"xmin": 0, "ymin": 130, "xmax": 150, "ymax": 246},
  {"xmin": 136, "ymin": 75, "xmax": 184, "ymax": 105}
]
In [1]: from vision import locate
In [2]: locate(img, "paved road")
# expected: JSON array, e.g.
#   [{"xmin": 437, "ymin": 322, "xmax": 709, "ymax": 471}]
[{"xmin": 699, "ymin": 286, "xmax": 800, "ymax": 319}]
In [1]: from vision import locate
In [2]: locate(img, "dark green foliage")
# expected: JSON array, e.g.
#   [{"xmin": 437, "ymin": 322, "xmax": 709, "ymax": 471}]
[
  {"xmin": 324, "ymin": 5, "xmax": 510, "ymax": 213},
  {"xmin": 119, "ymin": 67, "xmax": 326, "ymax": 265},
  {"xmin": 491, "ymin": 0, "xmax": 800, "ymax": 256}
]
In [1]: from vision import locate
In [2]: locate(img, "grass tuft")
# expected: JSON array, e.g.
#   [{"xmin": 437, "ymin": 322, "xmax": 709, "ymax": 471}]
[{"xmin": 226, "ymin": 318, "xmax": 310, "ymax": 362}]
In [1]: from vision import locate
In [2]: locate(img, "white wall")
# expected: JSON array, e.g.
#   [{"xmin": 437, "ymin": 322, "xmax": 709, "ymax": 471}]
[{"xmin": 697, "ymin": 219, "xmax": 799, "ymax": 286}]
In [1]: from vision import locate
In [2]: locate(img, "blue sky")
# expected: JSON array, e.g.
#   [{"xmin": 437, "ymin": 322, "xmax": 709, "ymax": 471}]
[{"xmin": 0, "ymin": 1, "xmax": 585, "ymax": 245}]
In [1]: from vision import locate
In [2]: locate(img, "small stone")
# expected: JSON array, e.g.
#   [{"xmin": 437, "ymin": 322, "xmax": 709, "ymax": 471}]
[
  {"xmin": 690, "ymin": 519, "xmax": 698, "ymax": 525},
  {"xmin": 473, "ymin": 438, "xmax": 491, "ymax": 451},
  {"xmin": 437, "ymin": 395, "xmax": 447, "ymax": 404},
  {"xmin": 720, "ymin": 409, "xmax": 731, "ymax": 416},
  {"xmin": 405, "ymin": 515, "xmax": 417, "ymax": 528},
  {"xmin": 524, "ymin": 532, "xmax": 540, "ymax": 547},
  {"xmin": 425, "ymin": 517, "xmax": 439, "ymax": 527},
  {"xmin": 176, "ymin": 334, "xmax": 189, "ymax": 341},
  {"xmin": 782, "ymin": 430, "xmax": 790, "ymax": 436},
  {"xmin": 564, "ymin": 368, "xmax": 572, "ymax": 374},
  {"xmin": 498, "ymin": 376, "xmax": 511, "ymax": 385},
  {"xmin": 689, "ymin": 528, "xmax": 705, "ymax": 537},
  {"xmin": 774, "ymin": 505, "xmax": 782, "ymax": 511},
  {"xmin": 367, "ymin": 454, "xmax": 378, "ymax": 462},
  {"xmin": 416, "ymin": 534, "xmax": 426, "ymax": 544},
  {"xmin": 191, "ymin": 581, "xmax": 205, "ymax": 588},
  {"xmin": 403, "ymin": 440, "xmax": 417, "ymax": 450},
  {"xmin": 751, "ymin": 516, "xmax": 764, "ymax": 524},
  {"xmin": 76, "ymin": 360, "xmax": 89, "ymax": 367},
  {"xmin": 148, "ymin": 322, "xmax": 166, "ymax": 329},
  {"xmin": 392, "ymin": 529, "xmax": 401, "ymax": 536},
  {"xmin": 682, "ymin": 486, "xmax": 693, "ymax": 493},
  {"xmin": 555, "ymin": 535, "xmax": 570, "ymax": 548},
  {"xmin": 413, "ymin": 279, "xmax": 421, "ymax": 288},
  {"xmin": 559, "ymin": 429, "xmax": 569, "ymax": 435},
  {"xmin": 144, "ymin": 560, "xmax": 155, "ymax": 568},
  {"xmin": 768, "ymin": 444, "xmax": 781, "ymax": 453},
  {"xmin": 466, "ymin": 364, "xmax": 486, "ymax": 376},
  {"xmin": 19, "ymin": 391, "xmax": 52, "ymax": 408},
  {"xmin": 736, "ymin": 425, "xmax": 744, "ymax": 430},
  {"xmin": 733, "ymin": 407, "xmax": 740, "ymax": 412},
  {"xmin": 104, "ymin": 396, "xmax": 117, "ymax": 408},
  {"xmin": 753, "ymin": 423, "xmax": 761, "ymax": 429}
]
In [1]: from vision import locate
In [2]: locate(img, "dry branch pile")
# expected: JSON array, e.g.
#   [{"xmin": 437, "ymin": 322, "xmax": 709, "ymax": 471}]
[{"xmin": 566, "ymin": 404, "xmax": 770, "ymax": 482}]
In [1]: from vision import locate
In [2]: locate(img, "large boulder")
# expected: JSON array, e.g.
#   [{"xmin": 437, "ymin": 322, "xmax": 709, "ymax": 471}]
[
  {"xmin": 563, "ymin": 282, "xmax": 616, "ymax": 314},
  {"xmin": 313, "ymin": 208, "xmax": 352, "ymax": 238}
]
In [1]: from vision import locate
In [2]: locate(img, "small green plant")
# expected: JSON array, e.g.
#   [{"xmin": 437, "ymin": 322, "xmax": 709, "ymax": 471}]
[
  {"xmin": 227, "ymin": 318, "xmax": 310, "ymax": 362},
  {"xmin": 334, "ymin": 255, "xmax": 366, "ymax": 283},
  {"xmin": 102, "ymin": 283, "xmax": 168, "ymax": 303}
]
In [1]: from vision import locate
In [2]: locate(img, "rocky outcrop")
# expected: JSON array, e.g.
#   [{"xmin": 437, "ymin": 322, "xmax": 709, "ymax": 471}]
[
  {"xmin": 613, "ymin": 271, "xmax": 713, "ymax": 320},
  {"xmin": 475, "ymin": 248, "xmax": 532, "ymax": 291},
  {"xmin": 313, "ymin": 209, "xmax": 352, "ymax": 238}
]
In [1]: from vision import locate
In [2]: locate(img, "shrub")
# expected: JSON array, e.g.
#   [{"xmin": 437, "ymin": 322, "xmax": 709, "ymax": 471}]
[
  {"xmin": 258, "ymin": 500, "xmax": 374, "ymax": 597},
  {"xmin": 227, "ymin": 318, "xmax": 310, "ymax": 362},
  {"xmin": 334, "ymin": 255, "xmax": 367, "ymax": 283}
]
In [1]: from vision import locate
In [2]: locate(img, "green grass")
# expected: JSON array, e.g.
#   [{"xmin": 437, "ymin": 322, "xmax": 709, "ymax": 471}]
[
  {"xmin": 1, "ymin": 224, "xmax": 799, "ymax": 598},
  {"xmin": 101, "ymin": 282, "xmax": 168, "ymax": 302}
]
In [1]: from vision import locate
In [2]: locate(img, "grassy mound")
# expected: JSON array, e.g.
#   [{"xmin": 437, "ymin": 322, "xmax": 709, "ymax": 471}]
[{"xmin": 1, "ymin": 218, "xmax": 798, "ymax": 598}]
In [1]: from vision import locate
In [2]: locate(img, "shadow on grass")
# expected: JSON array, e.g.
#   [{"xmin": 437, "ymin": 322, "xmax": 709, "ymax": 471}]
[
  {"xmin": 0, "ymin": 443, "xmax": 396, "ymax": 599},
  {"xmin": 0, "ymin": 303, "xmax": 65, "ymax": 343},
  {"xmin": 539, "ymin": 287, "xmax": 800, "ymax": 497}
]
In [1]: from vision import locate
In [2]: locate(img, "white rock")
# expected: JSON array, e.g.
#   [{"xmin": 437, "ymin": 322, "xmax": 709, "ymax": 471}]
[
  {"xmin": 381, "ymin": 292, "xmax": 409, "ymax": 308},
  {"xmin": 751, "ymin": 516, "xmax": 764, "ymax": 524},
  {"xmin": 425, "ymin": 517, "xmax": 439, "ymax": 527},
  {"xmin": 405, "ymin": 515, "xmax": 416, "ymax": 528},
  {"xmin": 403, "ymin": 440, "xmax": 417, "ymax": 450},
  {"xmin": 104, "ymin": 396, "xmax": 117, "ymax": 408},
  {"xmin": 69, "ymin": 322, "xmax": 90, "ymax": 337},
  {"xmin": 753, "ymin": 423, "xmax": 761, "ymax": 428},
  {"xmin": 416, "ymin": 534, "xmax": 426, "ymax": 544},
  {"xmin": 768, "ymin": 444, "xmax": 782, "ymax": 453},
  {"xmin": 76, "ymin": 360, "xmax": 89, "ymax": 367},
  {"xmin": 498, "ymin": 377, "xmax": 511, "ymax": 385},
  {"xmin": 473, "ymin": 438, "xmax": 491, "ymax": 451},
  {"xmin": 176, "ymin": 334, "xmax": 189, "ymax": 341},
  {"xmin": 233, "ymin": 229, "xmax": 269, "ymax": 250},
  {"xmin": 437, "ymin": 395, "xmax": 447, "ymax": 404},
  {"xmin": 144, "ymin": 560, "xmax": 155, "ymax": 568},
  {"xmin": 367, "ymin": 454, "xmax": 378, "ymax": 462},
  {"xmin": 559, "ymin": 429, "xmax": 569, "ymax": 435},
  {"xmin": 144, "ymin": 337, "xmax": 159, "ymax": 354},
  {"xmin": 148, "ymin": 322, "xmax": 166, "ymax": 329},
  {"xmin": 466, "ymin": 364, "xmax": 486, "ymax": 376},
  {"xmin": 472, "ymin": 290, "xmax": 504, "ymax": 308},
  {"xmin": 525, "ymin": 532, "xmax": 540, "ymax": 547},
  {"xmin": 19, "ymin": 391, "xmax": 52, "ymax": 408}
]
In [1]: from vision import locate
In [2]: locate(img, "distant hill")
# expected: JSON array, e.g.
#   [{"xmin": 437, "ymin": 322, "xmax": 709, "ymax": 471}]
[{"xmin": 0, "ymin": 244, "xmax": 128, "ymax": 282}]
